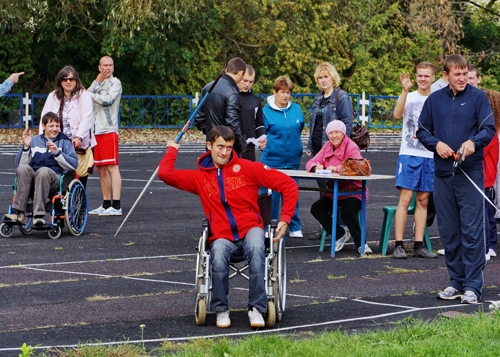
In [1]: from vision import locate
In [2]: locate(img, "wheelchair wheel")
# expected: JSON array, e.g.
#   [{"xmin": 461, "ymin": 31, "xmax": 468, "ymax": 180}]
[
  {"xmin": 265, "ymin": 300, "xmax": 276, "ymax": 328},
  {"xmin": 273, "ymin": 239, "xmax": 286, "ymax": 322},
  {"xmin": 19, "ymin": 218, "xmax": 33, "ymax": 236},
  {"xmin": 64, "ymin": 180, "xmax": 88, "ymax": 236},
  {"xmin": 195, "ymin": 238, "xmax": 208, "ymax": 326},
  {"xmin": 0, "ymin": 223, "xmax": 14, "ymax": 238},
  {"xmin": 47, "ymin": 225, "xmax": 62, "ymax": 239},
  {"xmin": 195, "ymin": 298, "xmax": 206, "ymax": 326}
]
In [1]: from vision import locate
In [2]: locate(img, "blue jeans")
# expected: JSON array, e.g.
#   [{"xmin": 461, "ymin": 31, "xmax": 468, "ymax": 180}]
[
  {"xmin": 271, "ymin": 178, "xmax": 301, "ymax": 232},
  {"xmin": 209, "ymin": 227, "xmax": 267, "ymax": 313}
]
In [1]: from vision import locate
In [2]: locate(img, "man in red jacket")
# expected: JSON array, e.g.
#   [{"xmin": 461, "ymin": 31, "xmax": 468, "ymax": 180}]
[{"xmin": 158, "ymin": 126, "xmax": 298, "ymax": 329}]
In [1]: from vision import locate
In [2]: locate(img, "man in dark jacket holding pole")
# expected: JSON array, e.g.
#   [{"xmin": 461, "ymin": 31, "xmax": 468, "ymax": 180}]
[
  {"xmin": 194, "ymin": 57, "xmax": 248, "ymax": 154},
  {"xmin": 416, "ymin": 54, "xmax": 495, "ymax": 304}
]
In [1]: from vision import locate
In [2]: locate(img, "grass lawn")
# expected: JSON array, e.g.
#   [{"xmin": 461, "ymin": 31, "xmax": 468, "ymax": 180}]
[{"xmin": 29, "ymin": 310, "xmax": 500, "ymax": 356}]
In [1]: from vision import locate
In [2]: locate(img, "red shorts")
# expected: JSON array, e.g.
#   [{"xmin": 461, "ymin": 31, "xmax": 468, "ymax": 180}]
[{"xmin": 93, "ymin": 132, "xmax": 119, "ymax": 166}]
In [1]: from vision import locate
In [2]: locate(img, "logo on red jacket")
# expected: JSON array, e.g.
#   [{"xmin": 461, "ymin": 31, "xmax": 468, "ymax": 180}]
[{"xmin": 233, "ymin": 164, "xmax": 241, "ymax": 173}]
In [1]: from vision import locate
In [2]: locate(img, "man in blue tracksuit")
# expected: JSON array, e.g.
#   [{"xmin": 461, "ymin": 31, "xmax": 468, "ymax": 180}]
[{"xmin": 416, "ymin": 54, "xmax": 495, "ymax": 304}]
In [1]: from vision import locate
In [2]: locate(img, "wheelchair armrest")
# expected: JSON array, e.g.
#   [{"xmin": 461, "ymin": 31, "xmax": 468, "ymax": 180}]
[
  {"xmin": 271, "ymin": 219, "xmax": 278, "ymax": 228},
  {"xmin": 59, "ymin": 171, "xmax": 77, "ymax": 192}
]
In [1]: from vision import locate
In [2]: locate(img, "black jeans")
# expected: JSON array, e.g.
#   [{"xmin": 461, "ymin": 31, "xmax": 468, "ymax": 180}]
[{"xmin": 311, "ymin": 196, "xmax": 362, "ymax": 247}]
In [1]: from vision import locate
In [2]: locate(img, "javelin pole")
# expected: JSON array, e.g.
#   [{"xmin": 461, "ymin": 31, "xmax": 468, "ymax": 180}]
[{"xmin": 114, "ymin": 69, "xmax": 225, "ymax": 237}]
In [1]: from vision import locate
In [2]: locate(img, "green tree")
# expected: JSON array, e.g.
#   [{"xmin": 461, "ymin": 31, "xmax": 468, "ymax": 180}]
[
  {"xmin": 2, "ymin": 0, "xmax": 499, "ymax": 97},
  {"xmin": 460, "ymin": 0, "xmax": 500, "ymax": 89}
]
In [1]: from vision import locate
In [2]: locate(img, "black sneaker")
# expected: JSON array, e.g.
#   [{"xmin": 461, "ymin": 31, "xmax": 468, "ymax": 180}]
[
  {"xmin": 393, "ymin": 245, "xmax": 407, "ymax": 259},
  {"xmin": 413, "ymin": 247, "xmax": 438, "ymax": 258}
]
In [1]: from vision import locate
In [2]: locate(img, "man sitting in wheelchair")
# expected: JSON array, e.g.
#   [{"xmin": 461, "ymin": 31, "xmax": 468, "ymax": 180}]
[
  {"xmin": 159, "ymin": 126, "xmax": 298, "ymax": 328},
  {"xmin": 3, "ymin": 111, "xmax": 78, "ymax": 227}
]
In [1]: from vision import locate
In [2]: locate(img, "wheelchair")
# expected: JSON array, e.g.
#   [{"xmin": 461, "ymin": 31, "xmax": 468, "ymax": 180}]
[
  {"xmin": 0, "ymin": 172, "xmax": 88, "ymax": 239},
  {"xmin": 194, "ymin": 191, "xmax": 287, "ymax": 328}
]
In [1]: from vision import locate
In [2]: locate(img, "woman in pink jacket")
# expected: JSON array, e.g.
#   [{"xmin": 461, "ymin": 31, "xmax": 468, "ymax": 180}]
[
  {"xmin": 41, "ymin": 65, "xmax": 95, "ymax": 187},
  {"xmin": 306, "ymin": 120, "xmax": 371, "ymax": 255}
]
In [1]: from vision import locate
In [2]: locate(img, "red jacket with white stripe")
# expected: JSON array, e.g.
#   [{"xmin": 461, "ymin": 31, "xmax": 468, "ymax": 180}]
[
  {"xmin": 158, "ymin": 147, "xmax": 299, "ymax": 244},
  {"xmin": 483, "ymin": 131, "xmax": 499, "ymax": 188}
]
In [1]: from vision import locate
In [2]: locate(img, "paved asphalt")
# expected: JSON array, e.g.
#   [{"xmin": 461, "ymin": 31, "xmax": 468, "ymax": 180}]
[{"xmin": 0, "ymin": 140, "xmax": 499, "ymax": 355}]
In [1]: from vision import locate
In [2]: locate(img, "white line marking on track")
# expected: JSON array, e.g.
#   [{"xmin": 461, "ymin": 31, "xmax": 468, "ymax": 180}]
[
  {"xmin": 0, "ymin": 253, "xmax": 196, "ymax": 269},
  {"xmin": 21, "ymin": 266, "xmax": 195, "ymax": 287},
  {"xmin": 352, "ymin": 298, "xmax": 417, "ymax": 309},
  {"xmin": 233, "ymin": 287, "xmax": 319, "ymax": 299},
  {"xmin": 0, "ymin": 302, "xmax": 469, "ymax": 352}
]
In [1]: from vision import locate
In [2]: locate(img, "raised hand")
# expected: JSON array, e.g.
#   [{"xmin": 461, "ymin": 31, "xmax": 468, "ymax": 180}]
[{"xmin": 399, "ymin": 72, "xmax": 414, "ymax": 92}]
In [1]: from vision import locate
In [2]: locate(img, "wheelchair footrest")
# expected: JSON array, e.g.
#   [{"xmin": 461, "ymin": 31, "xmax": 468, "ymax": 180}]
[{"xmin": 32, "ymin": 222, "xmax": 54, "ymax": 231}]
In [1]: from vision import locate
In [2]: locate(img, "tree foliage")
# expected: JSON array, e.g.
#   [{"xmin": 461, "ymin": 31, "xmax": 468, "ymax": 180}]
[{"xmin": 1, "ymin": 0, "xmax": 500, "ymax": 97}]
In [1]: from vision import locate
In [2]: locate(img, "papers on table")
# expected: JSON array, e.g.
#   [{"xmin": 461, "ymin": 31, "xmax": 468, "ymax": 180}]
[{"xmin": 316, "ymin": 169, "xmax": 332, "ymax": 175}]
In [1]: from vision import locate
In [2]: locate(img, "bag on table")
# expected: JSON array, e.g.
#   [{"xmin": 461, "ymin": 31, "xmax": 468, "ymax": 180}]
[
  {"xmin": 339, "ymin": 158, "xmax": 372, "ymax": 176},
  {"xmin": 351, "ymin": 123, "xmax": 370, "ymax": 151},
  {"xmin": 75, "ymin": 147, "xmax": 94, "ymax": 177}
]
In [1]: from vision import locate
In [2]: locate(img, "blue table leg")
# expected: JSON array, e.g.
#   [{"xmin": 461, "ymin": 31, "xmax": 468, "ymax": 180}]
[
  {"xmin": 360, "ymin": 180, "xmax": 367, "ymax": 255},
  {"xmin": 331, "ymin": 180, "xmax": 339, "ymax": 257}
]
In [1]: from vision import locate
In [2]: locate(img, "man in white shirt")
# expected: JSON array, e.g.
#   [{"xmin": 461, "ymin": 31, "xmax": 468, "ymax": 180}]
[
  {"xmin": 88, "ymin": 56, "xmax": 123, "ymax": 216},
  {"xmin": 392, "ymin": 62, "xmax": 438, "ymax": 259}
]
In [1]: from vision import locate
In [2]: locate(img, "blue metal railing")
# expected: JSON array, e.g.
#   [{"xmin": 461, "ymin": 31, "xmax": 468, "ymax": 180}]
[
  {"xmin": 31, "ymin": 94, "xmax": 48, "ymax": 128},
  {"xmin": 0, "ymin": 92, "xmax": 398, "ymax": 130},
  {"xmin": 0, "ymin": 93, "xmax": 23, "ymax": 128},
  {"xmin": 368, "ymin": 95, "xmax": 400, "ymax": 129},
  {"xmin": 119, "ymin": 95, "xmax": 193, "ymax": 128}
]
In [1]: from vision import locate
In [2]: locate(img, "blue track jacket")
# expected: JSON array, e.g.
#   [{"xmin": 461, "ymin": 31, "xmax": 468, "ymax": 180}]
[
  {"xmin": 260, "ymin": 96, "xmax": 304, "ymax": 169},
  {"xmin": 15, "ymin": 132, "xmax": 78, "ymax": 175}
]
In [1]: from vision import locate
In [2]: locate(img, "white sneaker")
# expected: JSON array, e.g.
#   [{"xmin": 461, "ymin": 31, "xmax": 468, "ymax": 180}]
[
  {"xmin": 335, "ymin": 231, "xmax": 351, "ymax": 252},
  {"xmin": 489, "ymin": 249, "xmax": 497, "ymax": 257},
  {"xmin": 461, "ymin": 290, "xmax": 479, "ymax": 304},
  {"xmin": 248, "ymin": 307, "xmax": 265, "ymax": 327},
  {"xmin": 289, "ymin": 230, "xmax": 303, "ymax": 238},
  {"xmin": 486, "ymin": 252, "xmax": 491, "ymax": 261},
  {"xmin": 89, "ymin": 206, "xmax": 107, "ymax": 215},
  {"xmin": 216, "ymin": 311, "xmax": 231, "ymax": 328},
  {"xmin": 98, "ymin": 207, "xmax": 123, "ymax": 216},
  {"xmin": 437, "ymin": 249, "xmax": 445, "ymax": 255},
  {"xmin": 358, "ymin": 243, "xmax": 372, "ymax": 255}
]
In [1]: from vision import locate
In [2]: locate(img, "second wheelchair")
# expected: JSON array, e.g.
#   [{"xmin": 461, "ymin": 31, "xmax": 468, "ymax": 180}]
[{"xmin": 0, "ymin": 172, "xmax": 88, "ymax": 239}]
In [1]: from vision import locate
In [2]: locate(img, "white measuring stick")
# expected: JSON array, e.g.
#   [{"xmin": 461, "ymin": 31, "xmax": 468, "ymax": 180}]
[{"xmin": 459, "ymin": 166, "xmax": 500, "ymax": 213}]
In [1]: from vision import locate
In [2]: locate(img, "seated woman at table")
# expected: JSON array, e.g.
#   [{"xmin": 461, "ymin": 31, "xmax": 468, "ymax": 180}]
[{"xmin": 305, "ymin": 120, "xmax": 371, "ymax": 255}]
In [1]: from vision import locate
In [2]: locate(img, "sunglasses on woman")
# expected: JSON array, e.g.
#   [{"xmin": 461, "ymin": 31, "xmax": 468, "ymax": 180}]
[{"xmin": 61, "ymin": 77, "xmax": 76, "ymax": 82}]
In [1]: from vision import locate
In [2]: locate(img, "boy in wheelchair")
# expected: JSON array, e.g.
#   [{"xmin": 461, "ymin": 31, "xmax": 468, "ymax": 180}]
[
  {"xmin": 159, "ymin": 126, "xmax": 298, "ymax": 328},
  {"xmin": 3, "ymin": 111, "xmax": 78, "ymax": 227}
]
